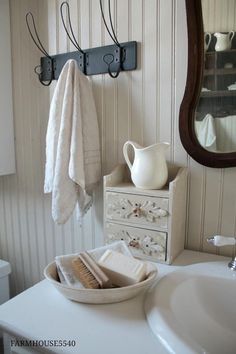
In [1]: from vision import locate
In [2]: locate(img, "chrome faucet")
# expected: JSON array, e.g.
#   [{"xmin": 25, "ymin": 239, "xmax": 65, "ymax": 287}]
[{"xmin": 207, "ymin": 235, "xmax": 236, "ymax": 271}]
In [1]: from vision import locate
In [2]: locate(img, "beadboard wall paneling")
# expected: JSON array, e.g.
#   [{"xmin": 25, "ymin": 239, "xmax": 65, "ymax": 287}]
[
  {"xmin": 197, "ymin": 0, "xmax": 236, "ymax": 256},
  {"xmin": 0, "ymin": 0, "xmax": 15, "ymax": 176},
  {"xmin": 0, "ymin": 0, "xmax": 236, "ymax": 295},
  {"xmin": 202, "ymin": 0, "xmax": 236, "ymax": 32}
]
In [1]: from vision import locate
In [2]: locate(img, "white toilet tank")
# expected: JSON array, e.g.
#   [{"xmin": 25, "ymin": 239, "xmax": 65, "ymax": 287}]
[{"xmin": 0, "ymin": 259, "xmax": 11, "ymax": 305}]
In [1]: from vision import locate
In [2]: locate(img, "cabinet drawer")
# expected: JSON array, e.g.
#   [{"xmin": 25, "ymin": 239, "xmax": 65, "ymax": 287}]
[
  {"xmin": 105, "ymin": 192, "xmax": 169, "ymax": 229},
  {"xmin": 105, "ymin": 222, "xmax": 167, "ymax": 262}
]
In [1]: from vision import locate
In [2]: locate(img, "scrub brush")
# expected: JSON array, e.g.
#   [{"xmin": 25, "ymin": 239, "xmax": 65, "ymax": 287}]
[{"xmin": 72, "ymin": 252, "xmax": 112, "ymax": 289}]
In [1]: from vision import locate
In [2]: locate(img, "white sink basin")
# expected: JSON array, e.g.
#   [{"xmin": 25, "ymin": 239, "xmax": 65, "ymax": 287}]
[{"xmin": 145, "ymin": 262, "xmax": 236, "ymax": 354}]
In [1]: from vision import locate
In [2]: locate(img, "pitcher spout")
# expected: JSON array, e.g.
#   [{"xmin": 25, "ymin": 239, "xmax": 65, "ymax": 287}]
[{"xmin": 157, "ymin": 142, "xmax": 170, "ymax": 152}]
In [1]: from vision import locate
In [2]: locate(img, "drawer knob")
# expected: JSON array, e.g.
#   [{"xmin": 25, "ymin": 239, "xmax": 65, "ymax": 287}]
[
  {"xmin": 156, "ymin": 208, "xmax": 168, "ymax": 217},
  {"xmin": 132, "ymin": 206, "xmax": 142, "ymax": 217},
  {"xmin": 129, "ymin": 240, "xmax": 140, "ymax": 248}
]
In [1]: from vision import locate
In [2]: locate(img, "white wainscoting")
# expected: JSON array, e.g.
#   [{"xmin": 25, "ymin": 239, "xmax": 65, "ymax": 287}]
[{"xmin": 0, "ymin": 0, "xmax": 235, "ymax": 295}]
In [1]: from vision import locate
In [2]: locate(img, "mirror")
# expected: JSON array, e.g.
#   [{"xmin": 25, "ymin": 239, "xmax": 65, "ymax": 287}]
[{"xmin": 179, "ymin": 0, "xmax": 236, "ymax": 167}]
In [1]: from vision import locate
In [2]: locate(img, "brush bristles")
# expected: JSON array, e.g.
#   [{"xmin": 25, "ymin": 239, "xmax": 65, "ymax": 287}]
[{"xmin": 72, "ymin": 258, "xmax": 101, "ymax": 289}]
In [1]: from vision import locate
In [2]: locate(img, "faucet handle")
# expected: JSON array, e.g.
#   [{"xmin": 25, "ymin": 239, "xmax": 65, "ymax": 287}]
[
  {"xmin": 207, "ymin": 235, "xmax": 236, "ymax": 247},
  {"xmin": 207, "ymin": 235, "xmax": 236, "ymax": 271}
]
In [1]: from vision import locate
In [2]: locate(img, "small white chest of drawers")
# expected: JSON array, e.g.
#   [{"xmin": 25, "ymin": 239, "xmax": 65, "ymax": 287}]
[{"xmin": 104, "ymin": 164, "xmax": 188, "ymax": 264}]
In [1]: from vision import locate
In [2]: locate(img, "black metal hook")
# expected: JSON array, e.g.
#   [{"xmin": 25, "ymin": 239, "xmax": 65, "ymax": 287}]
[
  {"xmin": 60, "ymin": 2, "xmax": 84, "ymax": 54},
  {"xmin": 107, "ymin": 64, "xmax": 121, "ymax": 79},
  {"xmin": 34, "ymin": 64, "xmax": 53, "ymax": 86},
  {"xmin": 103, "ymin": 51, "xmax": 121, "ymax": 79},
  {"xmin": 26, "ymin": 3, "xmax": 136, "ymax": 83},
  {"xmin": 26, "ymin": 12, "xmax": 53, "ymax": 86},
  {"xmin": 103, "ymin": 53, "xmax": 119, "ymax": 78},
  {"xmin": 99, "ymin": 0, "xmax": 120, "ymax": 47},
  {"xmin": 99, "ymin": 0, "xmax": 122, "ymax": 78}
]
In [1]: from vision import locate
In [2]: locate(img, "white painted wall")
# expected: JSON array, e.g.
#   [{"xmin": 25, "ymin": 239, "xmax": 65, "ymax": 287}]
[
  {"xmin": 0, "ymin": 0, "xmax": 235, "ymax": 295},
  {"xmin": 0, "ymin": 0, "xmax": 15, "ymax": 176}
]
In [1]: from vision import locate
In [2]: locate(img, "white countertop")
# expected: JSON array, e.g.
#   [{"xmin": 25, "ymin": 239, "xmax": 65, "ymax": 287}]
[{"xmin": 0, "ymin": 250, "xmax": 229, "ymax": 354}]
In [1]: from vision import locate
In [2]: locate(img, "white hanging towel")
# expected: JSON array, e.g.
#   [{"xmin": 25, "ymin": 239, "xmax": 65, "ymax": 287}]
[
  {"xmin": 44, "ymin": 59, "xmax": 101, "ymax": 224},
  {"xmin": 194, "ymin": 113, "xmax": 217, "ymax": 151}
]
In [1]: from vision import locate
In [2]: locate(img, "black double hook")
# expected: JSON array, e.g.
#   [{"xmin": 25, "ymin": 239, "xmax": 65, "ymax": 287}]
[
  {"xmin": 26, "ymin": 12, "xmax": 53, "ymax": 86},
  {"xmin": 60, "ymin": 2, "xmax": 86, "ymax": 73},
  {"xmin": 60, "ymin": 2, "xmax": 84, "ymax": 55},
  {"xmin": 99, "ymin": 0, "xmax": 123, "ymax": 79},
  {"xmin": 26, "ymin": 3, "xmax": 85, "ymax": 86},
  {"xmin": 103, "ymin": 50, "xmax": 121, "ymax": 78},
  {"xmin": 26, "ymin": 1, "xmax": 126, "ymax": 84}
]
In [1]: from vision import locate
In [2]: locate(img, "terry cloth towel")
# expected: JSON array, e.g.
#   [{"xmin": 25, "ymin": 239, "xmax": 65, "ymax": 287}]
[
  {"xmin": 44, "ymin": 59, "xmax": 101, "ymax": 224},
  {"xmin": 194, "ymin": 113, "xmax": 217, "ymax": 151}
]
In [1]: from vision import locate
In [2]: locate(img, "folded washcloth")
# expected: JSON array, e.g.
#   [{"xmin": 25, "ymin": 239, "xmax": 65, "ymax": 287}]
[
  {"xmin": 55, "ymin": 253, "xmax": 84, "ymax": 288},
  {"xmin": 55, "ymin": 241, "xmax": 132, "ymax": 288},
  {"xmin": 44, "ymin": 59, "xmax": 101, "ymax": 224},
  {"xmin": 88, "ymin": 241, "xmax": 133, "ymax": 261}
]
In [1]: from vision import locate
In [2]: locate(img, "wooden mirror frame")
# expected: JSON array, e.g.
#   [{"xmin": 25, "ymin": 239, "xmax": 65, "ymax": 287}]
[{"xmin": 179, "ymin": 0, "xmax": 236, "ymax": 168}]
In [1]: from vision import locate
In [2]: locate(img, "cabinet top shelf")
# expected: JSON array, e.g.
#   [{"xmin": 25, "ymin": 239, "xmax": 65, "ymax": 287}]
[
  {"xmin": 206, "ymin": 49, "xmax": 236, "ymax": 55},
  {"xmin": 201, "ymin": 90, "xmax": 236, "ymax": 97},
  {"xmin": 204, "ymin": 68, "xmax": 236, "ymax": 76}
]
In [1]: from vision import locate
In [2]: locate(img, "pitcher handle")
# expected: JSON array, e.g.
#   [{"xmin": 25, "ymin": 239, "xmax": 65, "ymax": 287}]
[
  {"xmin": 205, "ymin": 32, "xmax": 211, "ymax": 50},
  {"xmin": 123, "ymin": 141, "xmax": 140, "ymax": 171},
  {"xmin": 229, "ymin": 30, "xmax": 235, "ymax": 41}
]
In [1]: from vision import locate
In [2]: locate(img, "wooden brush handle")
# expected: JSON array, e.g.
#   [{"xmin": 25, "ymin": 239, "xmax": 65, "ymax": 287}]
[{"xmin": 79, "ymin": 252, "xmax": 112, "ymax": 288}]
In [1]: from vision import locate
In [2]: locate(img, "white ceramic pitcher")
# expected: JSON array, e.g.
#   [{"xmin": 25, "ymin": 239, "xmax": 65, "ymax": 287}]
[
  {"xmin": 123, "ymin": 141, "xmax": 170, "ymax": 189},
  {"xmin": 214, "ymin": 31, "xmax": 235, "ymax": 51}
]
